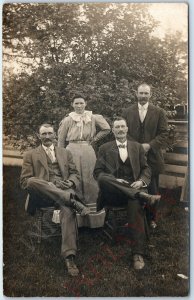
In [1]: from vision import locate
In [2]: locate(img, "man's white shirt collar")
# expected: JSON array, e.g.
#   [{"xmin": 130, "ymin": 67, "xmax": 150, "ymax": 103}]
[
  {"xmin": 138, "ymin": 102, "xmax": 149, "ymax": 110},
  {"xmin": 42, "ymin": 144, "xmax": 55, "ymax": 152},
  {"xmin": 116, "ymin": 140, "xmax": 127, "ymax": 147}
]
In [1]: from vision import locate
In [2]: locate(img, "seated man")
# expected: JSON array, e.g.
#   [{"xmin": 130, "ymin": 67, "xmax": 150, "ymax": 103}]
[
  {"xmin": 94, "ymin": 117, "xmax": 160, "ymax": 270},
  {"xmin": 20, "ymin": 123, "xmax": 90, "ymax": 276}
]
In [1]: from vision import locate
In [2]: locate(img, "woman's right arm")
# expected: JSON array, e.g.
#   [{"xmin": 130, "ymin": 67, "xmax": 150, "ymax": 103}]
[{"xmin": 57, "ymin": 117, "xmax": 70, "ymax": 148}]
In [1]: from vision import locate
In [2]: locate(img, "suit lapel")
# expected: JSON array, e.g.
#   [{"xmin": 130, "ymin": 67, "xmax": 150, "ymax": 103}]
[
  {"xmin": 110, "ymin": 141, "xmax": 137, "ymax": 179},
  {"xmin": 127, "ymin": 141, "xmax": 136, "ymax": 179},
  {"xmin": 131, "ymin": 104, "xmax": 141, "ymax": 136},
  {"xmin": 36, "ymin": 146, "xmax": 66, "ymax": 179},
  {"xmin": 36, "ymin": 145, "xmax": 48, "ymax": 171},
  {"xmin": 133, "ymin": 104, "xmax": 140, "ymax": 121},
  {"xmin": 144, "ymin": 103, "xmax": 154, "ymax": 127},
  {"xmin": 110, "ymin": 141, "xmax": 119, "ymax": 170},
  {"xmin": 55, "ymin": 147, "xmax": 65, "ymax": 177}
]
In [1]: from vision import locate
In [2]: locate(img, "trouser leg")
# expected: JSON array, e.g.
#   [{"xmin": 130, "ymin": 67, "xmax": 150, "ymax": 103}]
[
  {"xmin": 60, "ymin": 206, "xmax": 77, "ymax": 258},
  {"xmin": 98, "ymin": 174, "xmax": 139, "ymax": 203},
  {"xmin": 98, "ymin": 174, "xmax": 146, "ymax": 254},
  {"xmin": 148, "ymin": 174, "xmax": 159, "ymax": 194},
  {"xmin": 126, "ymin": 199, "xmax": 146, "ymax": 255},
  {"xmin": 147, "ymin": 174, "xmax": 160, "ymax": 222},
  {"xmin": 27, "ymin": 178, "xmax": 77, "ymax": 257},
  {"xmin": 27, "ymin": 177, "xmax": 74, "ymax": 207}
]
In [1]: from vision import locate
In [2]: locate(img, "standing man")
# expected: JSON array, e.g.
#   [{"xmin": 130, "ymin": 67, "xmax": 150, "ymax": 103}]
[
  {"xmin": 94, "ymin": 117, "xmax": 160, "ymax": 270},
  {"xmin": 122, "ymin": 83, "xmax": 168, "ymax": 226},
  {"xmin": 20, "ymin": 123, "xmax": 90, "ymax": 276}
]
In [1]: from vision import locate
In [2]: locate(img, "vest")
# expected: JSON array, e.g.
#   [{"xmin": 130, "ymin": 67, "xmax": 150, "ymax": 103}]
[
  {"xmin": 116, "ymin": 155, "xmax": 134, "ymax": 183},
  {"xmin": 138, "ymin": 117, "xmax": 146, "ymax": 143},
  {"xmin": 46, "ymin": 155, "xmax": 63, "ymax": 183}
]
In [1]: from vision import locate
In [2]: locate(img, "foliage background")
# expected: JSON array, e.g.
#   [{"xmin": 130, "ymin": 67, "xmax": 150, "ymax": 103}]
[{"xmin": 3, "ymin": 3, "xmax": 187, "ymax": 148}]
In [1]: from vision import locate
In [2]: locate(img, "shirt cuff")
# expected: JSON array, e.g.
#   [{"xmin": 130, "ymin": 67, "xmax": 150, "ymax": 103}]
[
  {"xmin": 139, "ymin": 179, "xmax": 147, "ymax": 188},
  {"xmin": 69, "ymin": 180, "xmax": 75, "ymax": 189}
]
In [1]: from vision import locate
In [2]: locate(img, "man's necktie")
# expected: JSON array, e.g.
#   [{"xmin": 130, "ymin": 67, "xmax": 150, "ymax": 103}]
[
  {"xmin": 118, "ymin": 144, "xmax": 126, "ymax": 149},
  {"xmin": 139, "ymin": 106, "xmax": 145, "ymax": 123},
  {"xmin": 46, "ymin": 148, "xmax": 54, "ymax": 163}
]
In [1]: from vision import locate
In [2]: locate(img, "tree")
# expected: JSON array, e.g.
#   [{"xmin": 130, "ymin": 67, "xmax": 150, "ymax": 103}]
[{"xmin": 3, "ymin": 3, "xmax": 187, "ymax": 149}]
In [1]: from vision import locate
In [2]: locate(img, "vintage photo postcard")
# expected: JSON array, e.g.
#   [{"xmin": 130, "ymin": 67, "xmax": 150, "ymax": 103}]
[{"xmin": 3, "ymin": 2, "xmax": 189, "ymax": 297}]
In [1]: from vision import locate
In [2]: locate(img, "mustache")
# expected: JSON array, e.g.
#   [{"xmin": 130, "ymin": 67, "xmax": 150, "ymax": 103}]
[{"xmin": 118, "ymin": 131, "xmax": 124, "ymax": 134}]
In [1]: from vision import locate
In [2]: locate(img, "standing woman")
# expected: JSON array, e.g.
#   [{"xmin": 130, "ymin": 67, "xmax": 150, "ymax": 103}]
[{"xmin": 58, "ymin": 95, "xmax": 110, "ymax": 228}]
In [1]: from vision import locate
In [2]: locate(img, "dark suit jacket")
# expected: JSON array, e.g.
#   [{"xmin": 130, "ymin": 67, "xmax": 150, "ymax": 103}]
[
  {"xmin": 20, "ymin": 145, "xmax": 80, "ymax": 214},
  {"xmin": 94, "ymin": 140, "xmax": 151, "ymax": 211},
  {"xmin": 122, "ymin": 103, "xmax": 168, "ymax": 174}
]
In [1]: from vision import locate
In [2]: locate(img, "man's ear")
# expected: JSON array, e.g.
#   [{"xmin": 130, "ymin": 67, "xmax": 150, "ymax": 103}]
[{"xmin": 36, "ymin": 133, "xmax": 40, "ymax": 140}]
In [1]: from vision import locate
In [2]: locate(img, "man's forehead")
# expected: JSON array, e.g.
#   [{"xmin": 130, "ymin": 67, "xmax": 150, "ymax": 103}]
[
  {"xmin": 39, "ymin": 126, "xmax": 54, "ymax": 133},
  {"xmin": 73, "ymin": 97, "xmax": 86, "ymax": 103},
  {"xmin": 113, "ymin": 120, "xmax": 127, "ymax": 127},
  {"xmin": 138, "ymin": 85, "xmax": 151, "ymax": 93}
]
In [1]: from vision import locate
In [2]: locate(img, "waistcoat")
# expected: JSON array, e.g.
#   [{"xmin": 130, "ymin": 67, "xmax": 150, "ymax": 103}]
[
  {"xmin": 46, "ymin": 155, "xmax": 63, "ymax": 183},
  {"xmin": 116, "ymin": 155, "xmax": 134, "ymax": 183}
]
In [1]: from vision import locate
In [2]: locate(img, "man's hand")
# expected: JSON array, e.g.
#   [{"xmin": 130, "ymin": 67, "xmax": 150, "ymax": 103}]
[
  {"xmin": 142, "ymin": 143, "xmax": 151, "ymax": 153},
  {"xmin": 130, "ymin": 180, "xmax": 143, "ymax": 189},
  {"xmin": 55, "ymin": 179, "xmax": 74, "ymax": 190}
]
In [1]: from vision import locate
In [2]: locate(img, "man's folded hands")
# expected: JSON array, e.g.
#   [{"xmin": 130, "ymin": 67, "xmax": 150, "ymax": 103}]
[{"xmin": 55, "ymin": 179, "xmax": 73, "ymax": 189}]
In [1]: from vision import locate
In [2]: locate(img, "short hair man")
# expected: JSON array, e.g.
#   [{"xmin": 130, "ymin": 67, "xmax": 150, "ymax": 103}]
[
  {"xmin": 122, "ymin": 84, "xmax": 168, "ymax": 227},
  {"xmin": 20, "ymin": 123, "xmax": 90, "ymax": 276},
  {"xmin": 94, "ymin": 117, "xmax": 160, "ymax": 270}
]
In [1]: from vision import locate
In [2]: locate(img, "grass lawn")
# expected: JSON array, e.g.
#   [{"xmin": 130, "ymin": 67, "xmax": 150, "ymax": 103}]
[{"xmin": 3, "ymin": 166, "xmax": 189, "ymax": 297}]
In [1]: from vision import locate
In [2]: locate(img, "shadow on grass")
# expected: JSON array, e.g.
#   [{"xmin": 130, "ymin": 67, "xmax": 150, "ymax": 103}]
[{"xmin": 3, "ymin": 166, "xmax": 189, "ymax": 297}]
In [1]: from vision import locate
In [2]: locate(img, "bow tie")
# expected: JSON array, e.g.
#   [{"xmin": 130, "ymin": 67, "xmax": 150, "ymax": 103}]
[{"xmin": 118, "ymin": 144, "xmax": 126, "ymax": 149}]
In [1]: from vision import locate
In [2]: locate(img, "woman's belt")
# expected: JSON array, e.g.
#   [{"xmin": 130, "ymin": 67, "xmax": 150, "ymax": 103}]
[{"xmin": 69, "ymin": 141, "xmax": 90, "ymax": 144}]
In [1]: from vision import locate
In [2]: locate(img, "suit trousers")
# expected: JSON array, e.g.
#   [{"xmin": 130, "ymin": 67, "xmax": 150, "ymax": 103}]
[
  {"xmin": 98, "ymin": 174, "xmax": 147, "ymax": 255},
  {"xmin": 148, "ymin": 173, "xmax": 159, "ymax": 195},
  {"xmin": 27, "ymin": 177, "xmax": 77, "ymax": 258},
  {"xmin": 147, "ymin": 173, "xmax": 160, "ymax": 222}
]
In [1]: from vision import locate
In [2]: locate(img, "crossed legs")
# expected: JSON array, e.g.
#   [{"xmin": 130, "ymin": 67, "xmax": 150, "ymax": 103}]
[
  {"xmin": 27, "ymin": 177, "xmax": 77, "ymax": 258},
  {"xmin": 98, "ymin": 174, "xmax": 147, "ymax": 255}
]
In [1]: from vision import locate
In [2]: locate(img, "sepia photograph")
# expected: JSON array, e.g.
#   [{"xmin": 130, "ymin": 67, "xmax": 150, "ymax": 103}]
[{"xmin": 3, "ymin": 2, "xmax": 189, "ymax": 297}]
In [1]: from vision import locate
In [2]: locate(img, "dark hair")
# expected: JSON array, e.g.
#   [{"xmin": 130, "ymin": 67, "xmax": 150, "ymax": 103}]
[
  {"xmin": 39, "ymin": 123, "xmax": 54, "ymax": 133},
  {"xmin": 72, "ymin": 94, "xmax": 86, "ymax": 103},
  {"xmin": 112, "ymin": 116, "xmax": 127, "ymax": 127}
]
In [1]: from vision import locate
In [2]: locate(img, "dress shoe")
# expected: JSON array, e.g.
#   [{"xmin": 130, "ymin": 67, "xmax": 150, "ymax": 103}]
[
  {"xmin": 132, "ymin": 254, "xmax": 145, "ymax": 270},
  {"xmin": 65, "ymin": 255, "xmax": 79, "ymax": 276},
  {"xmin": 70, "ymin": 197, "xmax": 90, "ymax": 216},
  {"xmin": 139, "ymin": 192, "xmax": 161, "ymax": 205}
]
